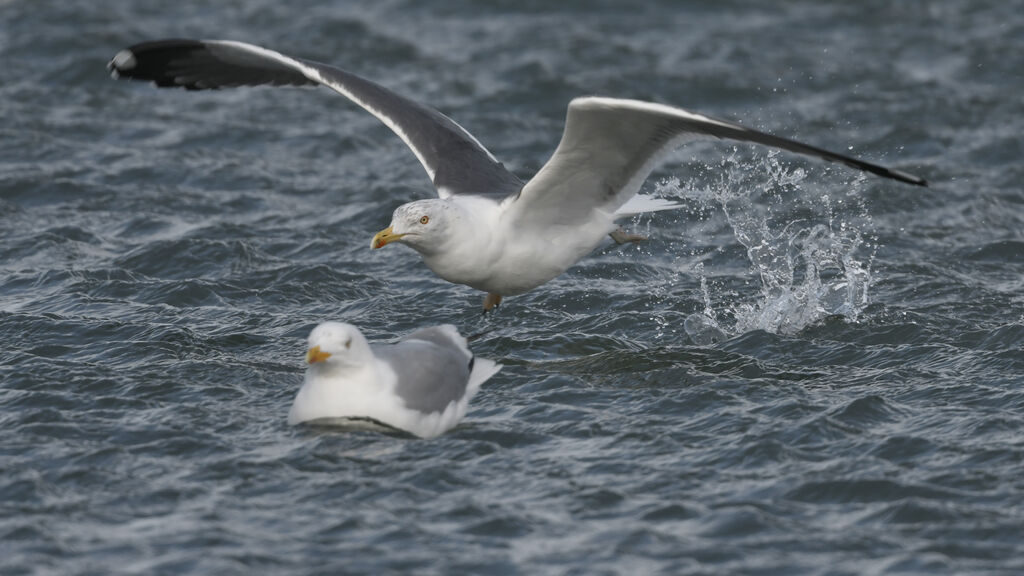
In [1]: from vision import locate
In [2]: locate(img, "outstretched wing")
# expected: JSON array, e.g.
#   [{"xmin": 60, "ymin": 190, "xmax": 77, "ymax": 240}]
[
  {"xmin": 108, "ymin": 39, "xmax": 524, "ymax": 198},
  {"xmin": 508, "ymin": 97, "xmax": 926, "ymax": 226}
]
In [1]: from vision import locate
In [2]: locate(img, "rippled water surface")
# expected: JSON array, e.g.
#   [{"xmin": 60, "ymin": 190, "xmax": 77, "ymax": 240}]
[{"xmin": 3, "ymin": 1, "xmax": 1023, "ymax": 574}]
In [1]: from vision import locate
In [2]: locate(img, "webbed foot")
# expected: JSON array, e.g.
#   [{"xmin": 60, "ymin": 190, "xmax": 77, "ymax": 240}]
[
  {"xmin": 610, "ymin": 227, "xmax": 647, "ymax": 244},
  {"xmin": 482, "ymin": 293, "xmax": 503, "ymax": 313}
]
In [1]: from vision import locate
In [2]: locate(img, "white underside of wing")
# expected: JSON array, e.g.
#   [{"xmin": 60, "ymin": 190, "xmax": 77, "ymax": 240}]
[
  {"xmin": 508, "ymin": 97, "xmax": 736, "ymax": 228},
  {"xmin": 576, "ymin": 96, "xmax": 739, "ymax": 131}
]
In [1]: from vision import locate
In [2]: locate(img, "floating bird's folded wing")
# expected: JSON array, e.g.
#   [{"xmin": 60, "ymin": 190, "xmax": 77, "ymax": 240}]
[
  {"xmin": 403, "ymin": 324, "xmax": 472, "ymax": 359},
  {"xmin": 108, "ymin": 39, "xmax": 524, "ymax": 198},
  {"xmin": 509, "ymin": 97, "xmax": 926, "ymax": 228},
  {"xmin": 376, "ymin": 342, "xmax": 473, "ymax": 415}
]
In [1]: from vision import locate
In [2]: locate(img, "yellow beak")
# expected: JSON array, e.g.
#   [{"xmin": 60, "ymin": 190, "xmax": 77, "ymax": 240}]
[
  {"xmin": 305, "ymin": 345, "xmax": 332, "ymax": 364},
  {"xmin": 371, "ymin": 226, "xmax": 406, "ymax": 249}
]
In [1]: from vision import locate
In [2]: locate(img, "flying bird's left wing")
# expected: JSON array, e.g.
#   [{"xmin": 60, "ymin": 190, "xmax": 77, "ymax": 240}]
[{"xmin": 108, "ymin": 39, "xmax": 524, "ymax": 199}]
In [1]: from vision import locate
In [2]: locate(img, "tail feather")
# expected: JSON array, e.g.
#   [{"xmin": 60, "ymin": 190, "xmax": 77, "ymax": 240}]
[
  {"xmin": 466, "ymin": 357, "xmax": 502, "ymax": 400},
  {"xmin": 615, "ymin": 194, "xmax": 683, "ymax": 217}
]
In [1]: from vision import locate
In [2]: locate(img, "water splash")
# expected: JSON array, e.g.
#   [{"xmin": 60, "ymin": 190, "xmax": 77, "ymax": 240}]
[
  {"xmin": 683, "ymin": 262, "xmax": 729, "ymax": 345},
  {"xmin": 659, "ymin": 149, "xmax": 876, "ymax": 339}
]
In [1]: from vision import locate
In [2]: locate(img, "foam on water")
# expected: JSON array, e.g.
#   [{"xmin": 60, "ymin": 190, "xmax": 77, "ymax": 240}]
[{"xmin": 659, "ymin": 150, "xmax": 876, "ymax": 340}]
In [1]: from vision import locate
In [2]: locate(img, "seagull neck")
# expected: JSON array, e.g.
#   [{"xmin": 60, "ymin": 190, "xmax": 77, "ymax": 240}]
[
  {"xmin": 312, "ymin": 359, "xmax": 374, "ymax": 382},
  {"xmin": 423, "ymin": 196, "xmax": 497, "ymax": 256},
  {"xmin": 414, "ymin": 196, "xmax": 501, "ymax": 286}
]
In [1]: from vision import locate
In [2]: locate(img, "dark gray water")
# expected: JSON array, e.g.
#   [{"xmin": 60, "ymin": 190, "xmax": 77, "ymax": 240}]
[{"xmin": 3, "ymin": 1, "xmax": 1023, "ymax": 574}]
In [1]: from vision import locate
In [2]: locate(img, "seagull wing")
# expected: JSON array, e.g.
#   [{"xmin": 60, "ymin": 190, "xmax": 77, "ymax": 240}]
[
  {"xmin": 374, "ymin": 339, "xmax": 472, "ymax": 415},
  {"xmin": 108, "ymin": 39, "xmax": 524, "ymax": 198},
  {"xmin": 507, "ymin": 97, "xmax": 926, "ymax": 227}
]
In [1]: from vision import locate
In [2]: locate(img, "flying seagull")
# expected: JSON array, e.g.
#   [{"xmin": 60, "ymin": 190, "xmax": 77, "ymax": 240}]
[
  {"xmin": 108, "ymin": 39, "xmax": 927, "ymax": 310},
  {"xmin": 290, "ymin": 321, "xmax": 501, "ymax": 438}
]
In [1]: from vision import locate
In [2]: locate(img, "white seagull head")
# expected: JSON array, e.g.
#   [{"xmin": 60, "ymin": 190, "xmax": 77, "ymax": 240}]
[
  {"xmin": 305, "ymin": 321, "xmax": 372, "ymax": 371},
  {"xmin": 371, "ymin": 199, "xmax": 456, "ymax": 255}
]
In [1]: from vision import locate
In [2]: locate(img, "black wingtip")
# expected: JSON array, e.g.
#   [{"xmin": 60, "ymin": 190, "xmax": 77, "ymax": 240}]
[
  {"xmin": 106, "ymin": 39, "xmax": 211, "ymax": 88},
  {"xmin": 827, "ymin": 150, "xmax": 928, "ymax": 187},
  {"xmin": 890, "ymin": 168, "xmax": 929, "ymax": 187},
  {"xmin": 840, "ymin": 156, "xmax": 928, "ymax": 187},
  {"xmin": 107, "ymin": 38, "xmax": 315, "ymax": 91}
]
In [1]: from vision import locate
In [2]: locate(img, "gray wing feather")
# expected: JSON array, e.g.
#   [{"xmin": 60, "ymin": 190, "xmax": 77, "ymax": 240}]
[
  {"xmin": 374, "ymin": 340, "xmax": 471, "ymax": 414},
  {"xmin": 108, "ymin": 39, "xmax": 523, "ymax": 198},
  {"xmin": 402, "ymin": 325, "xmax": 472, "ymax": 356}
]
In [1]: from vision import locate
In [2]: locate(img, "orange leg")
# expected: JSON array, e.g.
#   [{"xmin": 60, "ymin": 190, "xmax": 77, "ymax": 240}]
[
  {"xmin": 483, "ymin": 293, "xmax": 503, "ymax": 311},
  {"xmin": 610, "ymin": 227, "xmax": 647, "ymax": 244}
]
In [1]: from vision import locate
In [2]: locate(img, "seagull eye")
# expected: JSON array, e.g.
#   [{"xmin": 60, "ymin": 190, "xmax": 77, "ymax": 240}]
[
  {"xmin": 419, "ymin": 215, "xmax": 429, "ymax": 225},
  {"xmin": 345, "ymin": 338, "xmax": 352, "ymax": 349}
]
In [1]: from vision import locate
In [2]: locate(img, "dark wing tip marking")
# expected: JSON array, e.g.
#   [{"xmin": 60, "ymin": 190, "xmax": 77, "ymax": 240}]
[
  {"xmin": 107, "ymin": 39, "xmax": 210, "ymax": 89},
  {"xmin": 887, "ymin": 168, "xmax": 928, "ymax": 187},
  {"xmin": 710, "ymin": 117, "xmax": 930, "ymax": 188},
  {"xmin": 106, "ymin": 39, "xmax": 518, "ymax": 197},
  {"xmin": 827, "ymin": 152, "xmax": 928, "ymax": 187},
  {"xmin": 106, "ymin": 39, "xmax": 313, "ymax": 91}
]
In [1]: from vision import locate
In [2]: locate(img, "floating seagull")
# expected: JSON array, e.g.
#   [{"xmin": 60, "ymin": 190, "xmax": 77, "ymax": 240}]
[
  {"xmin": 289, "ymin": 322, "xmax": 501, "ymax": 438},
  {"xmin": 108, "ymin": 39, "xmax": 927, "ymax": 310}
]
